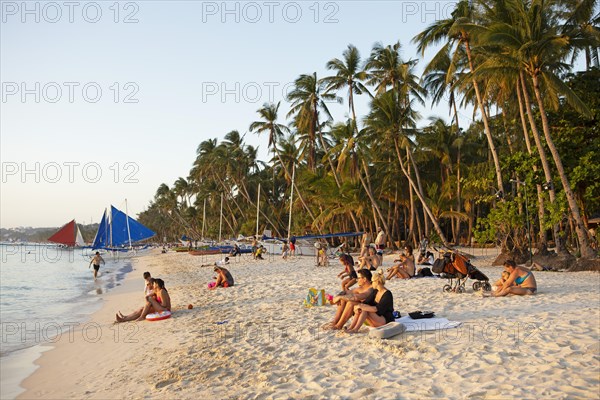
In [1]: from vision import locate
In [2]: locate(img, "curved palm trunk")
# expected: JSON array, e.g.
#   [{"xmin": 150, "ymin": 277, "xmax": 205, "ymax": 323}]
[
  {"xmin": 530, "ymin": 74, "xmax": 595, "ymax": 258},
  {"xmin": 394, "ymin": 138, "xmax": 449, "ymax": 246},
  {"xmin": 464, "ymin": 39, "xmax": 504, "ymax": 194},
  {"xmin": 360, "ymin": 159, "xmax": 390, "ymax": 239},
  {"xmin": 516, "ymin": 78, "xmax": 547, "ymax": 250},
  {"xmin": 520, "ymin": 72, "xmax": 564, "ymax": 253}
]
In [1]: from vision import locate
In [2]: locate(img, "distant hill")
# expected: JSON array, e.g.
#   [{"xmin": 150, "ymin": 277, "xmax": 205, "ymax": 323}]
[{"xmin": 0, "ymin": 224, "xmax": 99, "ymax": 243}]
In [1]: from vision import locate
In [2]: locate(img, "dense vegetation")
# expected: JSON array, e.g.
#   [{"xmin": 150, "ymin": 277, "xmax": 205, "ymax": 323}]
[{"xmin": 139, "ymin": 0, "xmax": 599, "ymax": 259}]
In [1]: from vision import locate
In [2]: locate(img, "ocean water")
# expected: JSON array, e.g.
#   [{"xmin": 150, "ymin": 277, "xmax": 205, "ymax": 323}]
[{"xmin": 0, "ymin": 244, "xmax": 132, "ymax": 356}]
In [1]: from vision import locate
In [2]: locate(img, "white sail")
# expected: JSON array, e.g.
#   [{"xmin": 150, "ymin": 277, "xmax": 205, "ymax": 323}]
[{"xmin": 75, "ymin": 226, "xmax": 85, "ymax": 247}]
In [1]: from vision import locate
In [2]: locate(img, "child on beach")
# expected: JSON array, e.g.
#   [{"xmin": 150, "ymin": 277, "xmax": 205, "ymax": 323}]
[
  {"xmin": 492, "ymin": 271, "xmax": 512, "ymax": 291},
  {"xmin": 337, "ymin": 254, "xmax": 357, "ymax": 292},
  {"xmin": 89, "ymin": 251, "xmax": 105, "ymax": 280},
  {"xmin": 488, "ymin": 260, "xmax": 537, "ymax": 297}
]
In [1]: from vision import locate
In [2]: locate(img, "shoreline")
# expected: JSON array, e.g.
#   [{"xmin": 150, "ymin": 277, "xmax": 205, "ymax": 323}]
[
  {"xmin": 0, "ymin": 257, "xmax": 139, "ymax": 399},
  {"xmin": 15, "ymin": 249, "xmax": 600, "ymax": 399}
]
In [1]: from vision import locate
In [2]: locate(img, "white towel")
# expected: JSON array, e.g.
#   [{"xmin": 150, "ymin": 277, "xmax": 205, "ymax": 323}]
[{"xmin": 394, "ymin": 316, "xmax": 462, "ymax": 331}]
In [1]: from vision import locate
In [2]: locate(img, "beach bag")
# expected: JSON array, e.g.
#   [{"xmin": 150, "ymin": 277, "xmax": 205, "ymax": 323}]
[{"xmin": 303, "ymin": 288, "xmax": 326, "ymax": 307}]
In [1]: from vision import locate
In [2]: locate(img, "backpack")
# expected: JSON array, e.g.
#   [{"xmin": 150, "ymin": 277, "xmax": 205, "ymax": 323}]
[
  {"xmin": 432, "ymin": 257, "xmax": 449, "ymax": 274},
  {"xmin": 303, "ymin": 288, "xmax": 326, "ymax": 307}
]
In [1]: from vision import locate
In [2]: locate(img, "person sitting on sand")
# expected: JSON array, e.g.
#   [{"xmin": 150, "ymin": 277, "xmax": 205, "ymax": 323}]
[
  {"xmin": 210, "ymin": 266, "xmax": 234, "ymax": 289},
  {"xmin": 116, "ymin": 274, "xmax": 154, "ymax": 322},
  {"xmin": 417, "ymin": 251, "xmax": 435, "ymax": 266},
  {"xmin": 346, "ymin": 270, "xmax": 394, "ymax": 333},
  {"xmin": 337, "ymin": 254, "xmax": 357, "ymax": 292},
  {"xmin": 116, "ymin": 278, "xmax": 171, "ymax": 322},
  {"xmin": 143, "ymin": 271, "xmax": 154, "ymax": 296},
  {"xmin": 489, "ymin": 259, "xmax": 537, "ymax": 296},
  {"xmin": 357, "ymin": 246, "xmax": 382, "ymax": 271},
  {"xmin": 386, "ymin": 245, "xmax": 415, "ymax": 280},
  {"xmin": 323, "ymin": 269, "xmax": 373, "ymax": 330}
]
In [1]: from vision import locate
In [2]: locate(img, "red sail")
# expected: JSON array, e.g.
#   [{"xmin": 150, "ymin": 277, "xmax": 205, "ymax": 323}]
[{"xmin": 48, "ymin": 220, "xmax": 76, "ymax": 246}]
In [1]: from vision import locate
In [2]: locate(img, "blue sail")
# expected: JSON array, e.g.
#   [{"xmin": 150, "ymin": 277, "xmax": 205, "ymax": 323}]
[
  {"xmin": 92, "ymin": 205, "xmax": 155, "ymax": 249},
  {"xmin": 109, "ymin": 206, "xmax": 155, "ymax": 247},
  {"xmin": 92, "ymin": 209, "xmax": 109, "ymax": 249}
]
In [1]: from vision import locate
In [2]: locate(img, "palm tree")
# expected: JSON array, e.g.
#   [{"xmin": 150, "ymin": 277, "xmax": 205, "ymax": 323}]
[
  {"xmin": 286, "ymin": 72, "xmax": 339, "ymax": 171},
  {"xmin": 413, "ymin": 0, "xmax": 505, "ymax": 195},
  {"xmin": 322, "ymin": 44, "xmax": 370, "ymax": 127},
  {"xmin": 250, "ymin": 102, "xmax": 317, "ymax": 222},
  {"xmin": 487, "ymin": 0, "xmax": 596, "ymax": 257}
]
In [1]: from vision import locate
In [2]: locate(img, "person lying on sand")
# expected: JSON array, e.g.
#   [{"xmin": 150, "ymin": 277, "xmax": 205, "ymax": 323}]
[
  {"xmin": 357, "ymin": 246, "xmax": 381, "ymax": 271},
  {"xmin": 337, "ymin": 254, "xmax": 357, "ymax": 292},
  {"xmin": 485, "ymin": 260, "xmax": 537, "ymax": 297},
  {"xmin": 346, "ymin": 270, "xmax": 394, "ymax": 334},
  {"xmin": 116, "ymin": 278, "xmax": 171, "ymax": 322},
  {"xmin": 323, "ymin": 269, "xmax": 373, "ymax": 330},
  {"xmin": 209, "ymin": 266, "xmax": 234, "ymax": 289},
  {"xmin": 386, "ymin": 245, "xmax": 415, "ymax": 279}
]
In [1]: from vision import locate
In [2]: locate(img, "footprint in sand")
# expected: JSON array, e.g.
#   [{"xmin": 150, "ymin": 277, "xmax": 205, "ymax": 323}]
[{"xmin": 155, "ymin": 379, "xmax": 177, "ymax": 389}]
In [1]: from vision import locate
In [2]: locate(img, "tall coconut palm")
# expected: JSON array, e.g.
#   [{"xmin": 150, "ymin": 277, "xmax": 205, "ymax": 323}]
[
  {"xmin": 413, "ymin": 0, "xmax": 505, "ymax": 195},
  {"xmin": 487, "ymin": 0, "xmax": 596, "ymax": 257},
  {"xmin": 323, "ymin": 44, "xmax": 370, "ymax": 127},
  {"xmin": 250, "ymin": 102, "xmax": 317, "ymax": 222},
  {"xmin": 286, "ymin": 72, "xmax": 340, "ymax": 171}
]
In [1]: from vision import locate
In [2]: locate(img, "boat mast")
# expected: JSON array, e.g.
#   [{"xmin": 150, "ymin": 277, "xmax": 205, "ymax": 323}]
[
  {"xmin": 125, "ymin": 199, "xmax": 132, "ymax": 249},
  {"xmin": 201, "ymin": 198, "xmax": 206, "ymax": 241},
  {"xmin": 218, "ymin": 193, "xmax": 223, "ymax": 243},
  {"xmin": 256, "ymin": 182, "xmax": 261, "ymax": 238},
  {"xmin": 287, "ymin": 164, "xmax": 295, "ymax": 242}
]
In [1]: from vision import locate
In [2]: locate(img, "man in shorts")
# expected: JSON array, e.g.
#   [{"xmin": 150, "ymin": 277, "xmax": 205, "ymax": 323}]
[{"xmin": 89, "ymin": 251, "xmax": 105, "ymax": 280}]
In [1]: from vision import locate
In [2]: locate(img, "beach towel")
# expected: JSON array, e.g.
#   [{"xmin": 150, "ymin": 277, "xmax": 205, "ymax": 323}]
[
  {"xmin": 303, "ymin": 288, "xmax": 326, "ymax": 307},
  {"xmin": 394, "ymin": 316, "xmax": 462, "ymax": 331}
]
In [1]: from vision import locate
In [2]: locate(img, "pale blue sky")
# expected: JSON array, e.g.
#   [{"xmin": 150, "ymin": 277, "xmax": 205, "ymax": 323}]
[{"xmin": 0, "ymin": 0, "xmax": 579, "ymax": 228}]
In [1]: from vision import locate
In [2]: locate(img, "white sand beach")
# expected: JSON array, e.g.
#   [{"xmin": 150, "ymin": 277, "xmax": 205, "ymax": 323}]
[{"xmin": 18, "ymin": 249, "xmax": 600, "ymax": 399}]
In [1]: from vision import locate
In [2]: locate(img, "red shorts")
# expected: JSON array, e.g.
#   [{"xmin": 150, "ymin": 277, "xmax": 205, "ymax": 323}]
[
  {"xmin": 290, "ymin": 243, "xmax": 296, "ymax": 251},
  {"xmin": 222, "ymin": 281, "xmax": 230, "ymax": 288}
]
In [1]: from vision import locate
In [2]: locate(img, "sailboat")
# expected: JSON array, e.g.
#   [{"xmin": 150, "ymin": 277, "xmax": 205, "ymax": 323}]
[
  {"xmin": 48, "ymin": 219, "xmax": 85, "ymax": 247},
  {"xmin": 91, "ymin": 205, "xmax": 155, "ymax": 253}
]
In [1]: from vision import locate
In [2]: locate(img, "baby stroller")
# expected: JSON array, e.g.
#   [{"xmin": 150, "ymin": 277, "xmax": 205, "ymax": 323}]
[{"xmin": 432, "ymin": 249, "xmax": 491, "ymax": 293}]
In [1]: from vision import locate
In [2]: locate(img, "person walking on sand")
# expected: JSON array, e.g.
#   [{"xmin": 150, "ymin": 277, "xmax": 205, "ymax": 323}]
[{"xmin": 89, "ymin": 251, "xmax": 105, "ymax": 280}]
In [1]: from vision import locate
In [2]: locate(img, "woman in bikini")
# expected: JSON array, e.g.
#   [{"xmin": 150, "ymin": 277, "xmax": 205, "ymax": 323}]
[
  {"xmin": 116, "ymin": 279, "xmax": 171, "ymax": 322},
  {"xmin": 346, "ymin": 270, "xmax": 394, "ymax": 333},
  {"xmin": 492, "ymin": 259, "xmax": 537, "ymax": 296}
]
